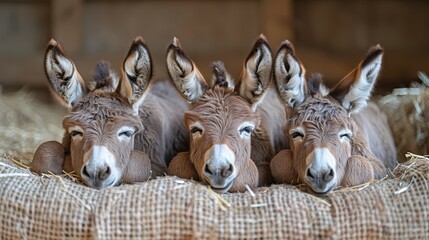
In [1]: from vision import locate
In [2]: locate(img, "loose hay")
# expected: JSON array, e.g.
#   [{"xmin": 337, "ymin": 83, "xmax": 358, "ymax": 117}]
[
  {"xmin": 0, "ymin": 86, "xmax": 65, "ymax": 165},
  {"xmin": 379, "ymin": 73, "xmax": 429, "ymax": 162},
  {"xmin": 0, "ymin": 87, "xmax": 428, "ymax": 239}
]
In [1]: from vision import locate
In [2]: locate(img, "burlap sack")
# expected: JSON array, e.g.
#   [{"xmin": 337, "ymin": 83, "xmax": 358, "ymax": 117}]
[
  {"xmin": 0, "ymin": 153, "xmax": 428, "ymax": 239},
  {"xmin": 1, "ymin": 89, "xmax": 428, "ymax": 239}
]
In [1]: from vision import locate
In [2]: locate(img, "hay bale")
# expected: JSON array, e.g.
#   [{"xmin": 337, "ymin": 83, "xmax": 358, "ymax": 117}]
[{"xmin": 378, "ymin": 72, "xmax": 429, "ymax": 162}]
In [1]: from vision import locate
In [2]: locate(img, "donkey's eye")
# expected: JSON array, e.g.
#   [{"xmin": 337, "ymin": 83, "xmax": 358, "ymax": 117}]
[
  {"xmin": 239, "ymin": 126, "xmax": 254, "ymax": 137},
  {"xmin": 290, "ymin": 131, "xmax": 304, "ymax": 140},
  {"xmin": 119, "ymin": 131, "xmax": 134, "ymax": 138},
  {"xmin": 190, "ymin": 126, "xmax": 203, "ymax": 136},
  {"xmin": 70, "ymin": 130, "xmax": 83, "ymax": 138},
  {"xmin": 339, "ymin": 130, "xmax": 352, "ymax": 141}
]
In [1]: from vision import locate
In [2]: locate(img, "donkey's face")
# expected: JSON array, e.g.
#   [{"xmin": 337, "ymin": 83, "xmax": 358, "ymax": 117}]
[
  {"xmin": 166, "ymin": 36, "xmax": 272, "ymax": 192},
  {"xmin": 45, "ymin": 37, "xmax": 153, "ymax": 189},
  {"xmin": 184, "ymin": 91, "xmax": 260, "ymax": 191},
  {"xmin": 274, "ymin": 40, "xmax": 384, "ymax": 194},
  {"xmin": 62, "ymin": 94, "xmax": 142, "ymax": 189}
]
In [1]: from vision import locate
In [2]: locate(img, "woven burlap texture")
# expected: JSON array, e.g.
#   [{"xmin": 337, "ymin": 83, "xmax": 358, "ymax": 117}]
[
  {"xmin": 0, "ymin": 89, "xmax": 428, "ymax": 239},
  {"xmin": 0, "ymin": 155, "xmax": 428, "ymax": 240}
]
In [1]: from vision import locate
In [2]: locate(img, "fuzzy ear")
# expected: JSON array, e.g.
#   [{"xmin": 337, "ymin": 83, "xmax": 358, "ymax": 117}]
[
  {"xmin": 118, "ymin": 36, "xmax": 153, "ymax": 114},
  {"xmin": 273, "ymin": 40, "xmax": 306, "ymax": 108},
  {"xmin": 330, "ymin": 45, "xmax": 383, "ymax": 114},
  {"xmin": 210, "ymin": 61, "xmax": 235, "ymax": 90},
  {"xmin": 44, "ymin": 39, "xmax": 86, "ymax": 108},
  {"xmin": 237, "ymin": 35, "xmax": 273, "ymax": 111},
  {"xmin": 166, "ymin": 37, "xmax": 208, "ymax": 103}
]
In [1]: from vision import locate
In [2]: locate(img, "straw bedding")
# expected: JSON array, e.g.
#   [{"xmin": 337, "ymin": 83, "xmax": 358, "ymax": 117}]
[
  {"xmin": 0, "ymin": 87, "xmax": 428, "ymax": 239},
  {"xmin": 379, "ymin": 73, "xmax": 429, "ymax": 162}
]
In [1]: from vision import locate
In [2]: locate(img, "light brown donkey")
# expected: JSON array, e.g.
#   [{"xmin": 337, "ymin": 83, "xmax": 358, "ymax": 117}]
[
  {"xmin": 31, "ymin": 37, "xmax": 188, "ymax": 189},
  {"xmin": 270, "ymin": 40, "xmax": 397, "ymax": 194},
  {"xmin": 166, "ymin": 36, "xmax": 288, "ymax": 193}
]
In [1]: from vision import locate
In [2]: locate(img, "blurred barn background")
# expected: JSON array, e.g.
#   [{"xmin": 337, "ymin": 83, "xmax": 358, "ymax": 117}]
[{"xmin": 0, "ymin": 0, "xmax": 428, "ymax": 97}]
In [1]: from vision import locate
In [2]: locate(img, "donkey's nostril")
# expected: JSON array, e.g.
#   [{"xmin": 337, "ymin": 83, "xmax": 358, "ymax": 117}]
[
  {"xmin": 323, "ymin": 168, "xmax": 334, "ymax": 182},
  {"xmin": 222, "ymin": 164, "xmax": 233, "ymax": 178},
  {"xmin": 306, "ymin": 168, "xmax": 315, "ymax": 180},
  {"xmin": 204, "ymin": 164, "xmax": 213, "ymax": 175},
  {"xmin": 99, "ymin": 166, "xmax": 111, "ymax": 180},
  {"xmin": 82, "ymin": 166, "xmax": 90, "ymax": 178}
]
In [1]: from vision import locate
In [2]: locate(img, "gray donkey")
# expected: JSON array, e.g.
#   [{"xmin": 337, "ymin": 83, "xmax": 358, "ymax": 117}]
[{"xmin": 31, "ymin": 37, "xmax": 188, "ymax": 189}]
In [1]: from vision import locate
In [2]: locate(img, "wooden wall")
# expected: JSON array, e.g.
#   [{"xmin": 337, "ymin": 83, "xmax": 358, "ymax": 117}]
[
  {"xmin": 294, "ymin": 0, "xmax": 429, "ymax": 90},
  {"xmin": 0, "ymin": 0, "xmax": 292, "ymax": 89},
  {"xmin": 0, "ymin": 0, "xmax": 428, "ymax": 93}
]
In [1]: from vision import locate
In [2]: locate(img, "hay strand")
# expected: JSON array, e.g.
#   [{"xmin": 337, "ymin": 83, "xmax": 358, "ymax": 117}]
[{"xmin": 378, "ymin": 74, "xmax": 429, "ymax": 162}]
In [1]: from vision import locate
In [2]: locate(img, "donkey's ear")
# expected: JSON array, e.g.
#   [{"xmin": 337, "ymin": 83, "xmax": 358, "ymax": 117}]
[
  {"xmin": 210, "ymin": 61, "xmax": 235, "ymax": 90},
  {"xmin": 166, "ymin": 37, "xmax": 208, "ymax": 103},
  {"xmin": 237, "ymin": 35, "xmax": 273, "ymax": 111},
  {"xmin": 119, "ymin": 36, "xmax": 153, "ymax": 114},
  {"xmin": 45, "ymin": 39, "xmax": 86, "ymax": 108},
  {"xmin": 330, "ymin": 45, "xmax": 383, "ymax": 114},
  {"xmin": 273, "ymin": 40, "xmax": 306, "ymax": 108}
]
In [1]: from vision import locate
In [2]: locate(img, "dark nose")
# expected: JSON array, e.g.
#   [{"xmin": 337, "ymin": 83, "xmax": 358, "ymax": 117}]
[
  {"xmin": 82, "ymin": 165, "xmax": 111, "ymax": 181},
  {"xmin": 306, "ymin": 167, "xmax": 334, "ymax": 185},
  {"xmin": 204, "ymin": 163, "xmax": 234, "ymax": 179}
]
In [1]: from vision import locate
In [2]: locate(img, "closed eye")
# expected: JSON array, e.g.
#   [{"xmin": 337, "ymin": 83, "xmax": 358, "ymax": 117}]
[
  {"xmin": 117, "ymin": 126, "xmax": 136, "ymax": 141},
  {"xmin": 290, "ymin": 129, "xmax": 304, "ymax": 140},
  {"xmin": 339, "ymin": 130, "xmax": 352, "ymax": 141},
  {"xmin": 190, "ymin": 126, "xmax": 203, "ymax": 137},
  {"xmin": 70, "ymin": 130, "xmax": 83, "ymax": 138},
  {"xmin": 239, "ymin": 126, "xmax": 254, "ymax": 137},
  {"xmin": 119, "ymin": 131, "xmax": 134, "ymax": 138}
]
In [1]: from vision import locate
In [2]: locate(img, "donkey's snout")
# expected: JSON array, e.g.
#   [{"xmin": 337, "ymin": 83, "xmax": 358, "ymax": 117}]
[
  {"xmin": 305, "ymin": 147, "xmax": 337, "ymax": 194},
  {"xmin": 204, "ymin": 163, "xmax": 234, "ymax": 179},
  {"xmin": 202, "ymin": 144, "xmax": 237, "ymax": 192},
  {"xmin": 202, "ymin": 161, "xmax": 235, "ymax": 191},
  {"xmin": 81, "ymin": 145, "xmax": 119, "ymax": 189},
  {"xmin": 82, "ymin": 165, "xmax": 111, "ymax": 181},
  {"xmin": 306, "ymin": 167, "xmax": 334, "ymax": 185},
  {"xmin": 305, "ymin": 166, "xmax": 335, "ymax": 194}
]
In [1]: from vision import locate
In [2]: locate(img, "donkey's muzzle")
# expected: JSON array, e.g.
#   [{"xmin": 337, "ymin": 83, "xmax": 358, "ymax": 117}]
[
  {"xmin": 82, "ymin": 165, "xmax": 111, "ymax": 181},
  {"xmin": 202, "ymin": 162, "xmax": 235, "ymax": 191},
  {"xmin": 202, "ymin": 144, "xmax": 237, "ymax": 192},
  {"xmin": 81, "ymin": 145, "xmax": 120, "ymax": 189},
  {"xmin": 304, "ymin": 147, "xmax": 337, "ymax": 194},
  {"xmin": 305, "ymin": 167, "xmax": 335, "ymax": 194},
  {"xmin": 81, "ymin": 164, "xmax": 113, "ymax": 189}
]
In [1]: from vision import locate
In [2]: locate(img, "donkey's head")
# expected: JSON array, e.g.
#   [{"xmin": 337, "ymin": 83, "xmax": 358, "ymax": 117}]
[
  {"xmin": 274, "ymin": 40, "xmax": 383, "ymax": 194},
  {"xmin": 45, "ymin": 37, "xmax": 153, "ymax": 189},
  {"xmin": 166, "ymin": 36, "xmax": 272, "ymax": 192}
]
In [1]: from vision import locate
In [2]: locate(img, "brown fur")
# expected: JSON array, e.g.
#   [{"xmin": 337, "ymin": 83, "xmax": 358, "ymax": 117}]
[
  {"xmin": 167, "ymin": 36, "xmax": 288, "ymax": 192},
  {"xmin": 271, "ymin": 41, "xmax": 397, "ymax": 194},
  {"xmin": 32, "ymin": 37, "xmax": 188, "ymax": 189}
]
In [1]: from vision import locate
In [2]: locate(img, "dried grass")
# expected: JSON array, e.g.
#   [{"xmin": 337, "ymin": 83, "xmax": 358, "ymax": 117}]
[
  {"xmin": 378, "ymin": 72, "xmax": 429, "ymax": 162},
  {"xmin": 0, "ymin": 86, "xmax": 65, "ymax": 166}
]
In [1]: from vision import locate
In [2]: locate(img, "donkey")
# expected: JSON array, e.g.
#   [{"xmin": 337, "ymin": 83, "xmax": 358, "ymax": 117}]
[
  {"xmin": 31, "ymin": 37, "xmax": 188, "ymax": 189},
  {"xmin": 270, "ymin": 40, "xmax": 397, "ymax": 194},
  {"xmin": 166, "ymin": 36, "xmax": 288, "ymax": 193}
]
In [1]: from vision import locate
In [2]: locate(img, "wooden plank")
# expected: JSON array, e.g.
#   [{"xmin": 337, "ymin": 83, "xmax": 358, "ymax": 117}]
[{"xmin": 51, "ymin": 0, "xmax": 83, "ymax": 54}]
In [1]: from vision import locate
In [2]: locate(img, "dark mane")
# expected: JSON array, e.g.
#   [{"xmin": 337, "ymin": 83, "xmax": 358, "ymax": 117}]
[
  {"xmin": 88, "ymin": 60, "xmax": 117, "ymax": 91},
  {"xmin": 306, "ymin": 73, "xmax": 324, "ymax": 96},
  {"xmin": 211, "ymin": 61, "xmax": 231, "ymax": 89}
]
